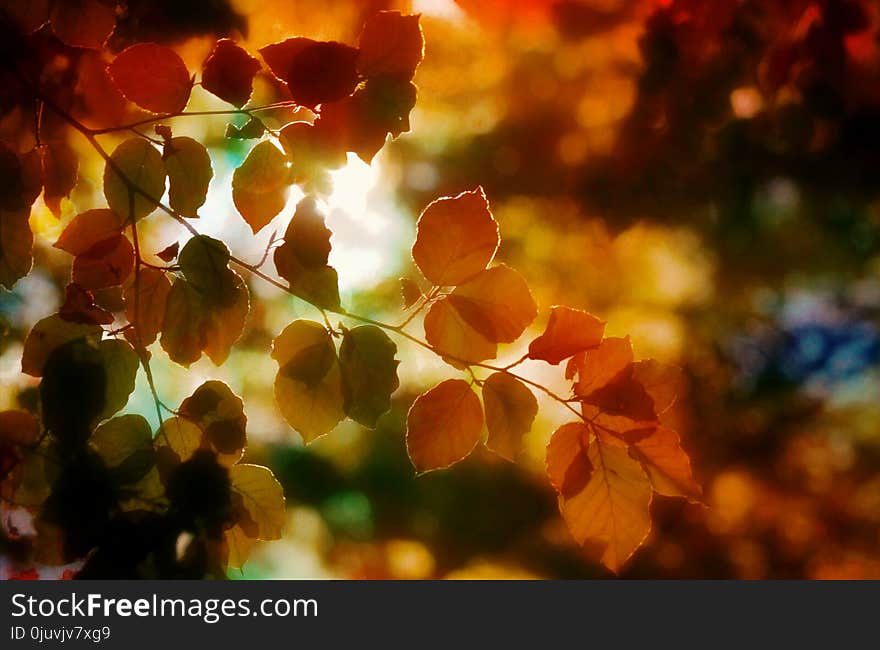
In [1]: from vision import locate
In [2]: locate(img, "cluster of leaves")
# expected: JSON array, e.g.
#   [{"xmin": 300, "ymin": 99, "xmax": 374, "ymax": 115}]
[{"xmin": 0, "ymin": 2, "xmax": 699, "ymax": 575}]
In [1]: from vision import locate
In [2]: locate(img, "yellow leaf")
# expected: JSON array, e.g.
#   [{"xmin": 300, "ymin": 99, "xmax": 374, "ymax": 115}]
[
  {"xmin": 447, "ymin": 264, "xmax": 537, "ymax": 343},
  {"xmin": 103, "ymin": 138, "xmax": 166, "ymax": 222},
  {"xmin": 271, "ymin": 319, "xmax": 345, "ymax": 443},
  {"xmin": 406, "ymin": 379, "xmax": 483, "ymax": 473},
  {"xmin": 230, "ymin": 464, "xmax": 286, "ymax": 540}
]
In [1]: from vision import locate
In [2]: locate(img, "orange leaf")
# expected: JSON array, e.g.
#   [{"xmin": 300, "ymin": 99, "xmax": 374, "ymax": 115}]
[
  {"xmin": 411, "ymin": 187, "xmax": 499, "ymax": 286},
  {"xmin": 123, "ymin": 267, "xmax": 172, "ymax": 348},
  {"xmin": 267, "ymin": 39, "xmax": 359, "ymax": 108},
  {"xmin": 423, "ymin": 296, "xmax": 496, "ymax": 368},
  {"xmin": 627, "ymin": 426, "xmax": 702, "ymax": 501},
  {"xmin": 54, "ymin": 209, "xmax": 123, "ymax": 256},
  {"xmin": 357, "ymin": 11, "xmax": 424, "ymax": 80},
  {"xmin": 547, "ymin": 424, "xmax": 652, "ymax": 573},
  {"xmin": 446, "ymin": 264, "xmax": 537, "ymax": 343},
  {"xmin": 567, "ymin": 336, "xmax": 633, "ymax": 396},
  {"xmin": 483, "ymin": 372, "xmax": 537, "ymax": 461},
  {"xmin": 201, "ymin": 39, "xmax": 261, "ymax": 108},
  {"xmin": 631, "ymin": 359, "xmax": 685, "ymax": 417},
  {"xmin": 406, "ymin": 379, "xmax": 483, "ymax": 473},
  {"xmin": 528, "ymin": 306, "xmax": 605, "ymax": 365},
  {"xmin": 72, "ymin": 235, "xmax": 134, "ymax": 289},
  {"xmin": 109, "ymin": 43, "xmax": 192, "ymax": 114}
]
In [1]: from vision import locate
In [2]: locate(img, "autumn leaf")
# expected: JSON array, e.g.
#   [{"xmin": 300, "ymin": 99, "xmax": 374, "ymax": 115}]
[
  {"xmin": 108, "ymin": 43, "xmax": 192, "ymax": 114},
  {"xmin": 482, "ymin": 372, "xmax": 538, "ymax": 461},
  {"xmin": 39, "ymin": 142, "xmax": 78, "ymax": 218},
  {"xmin": 273, "ymin": 196, "xmax": 340, "ymax": 310},
  {"xmin": 226, "ymin": 117, "xmax": 267, "ymax": 140},
  {"xmin": 406, "ymin": 379, "xmax": 483, "ymax": 473},
  {"xmin": 357, "ymin": 11, "xmax": 424, "ymax": 80},
  {"xmin": 0, "ymin": 208, "xmax": 34, "ymax": 290},
  {"xmin": 71, "ymin": 234, "xmax": 135, "ymax": 289},
  {"xmin": 164, "ymin": 137, "xmax": 213, "ymax": 219},
  {"xmin": 54, "ymin": 209, "xmax": 124, "ymax": 255},
  {"xmin": 528, "ymin": 306, "xmax": 605, "ymax": 365},
  {"xmin": 179, "ymin": 381, "xmax": 248, "ymax": 467},
  {"xmin": 156, "ymin": 416, "xmax": 204, "ymax": 466},
  {"xmin": 123, "ymin": 267, "xmax": 172, "ymax": 347},
  {"xmin": 232, "ymin": 140, "xmax": 290, "ymax": 234},
  {"xmin": 0, "ymin": 146, "xmax": 41, "ymax": 212},
  {"xmin": 626, "ymin": 426, "xmax": 701, "ymax": 501},
  {"xmin": 271, "ymin": 319, "xmax": 345, "ymax": 443},
  {"xmin": 201, "ymin": 39, "xmax": 261, "ymax": 108},
  {"xmin": 230, "ymin": 464, "xmax": 285, "ymax": 539},
  {"xmin": 155, "ymin": 241, "xmax": 179, "ymax": 262},
  {"xmin": 59, "ymin": 283, "xmax": 114, "ymax": 325},
  {"xmin": 21, "ymin": 314, "xmax": 102, "ymax": 377},
  {"xmin": 424, "ymin": 296, "xmax": 497, "ymax": 367},
  {"xmin": 399, "ymin": 278, "xmax": 422, "ymax": 309},
  {"xmin": 103, "ymin": 139, "xmax": 167, "ymax": 222},
  {"xmin": 546, "ymin": 423, "xmax": 652, "ymax": 573},
  {"xmin": 91, "ymin": 414, "xmax": 155, "ymax": 486},
  {"xmin": 96, "ymin": 339, "xmax": 140, "ymax": 421},
  {"xmin": 176, "ymin": 235, "xmax": 236, "ymax": 303},
  {"xmin": 446, "ymin": 264, "xmax": 537, "ymax": 342},
  {"xmin": 260, "ymin": 38, "xmax": 359, "ymax": 108},
  {"xmin": 567, "ymin": 336, "xmax": 634, "ymax": 396},
  {"xmin": 339, "ymin": 325, "xmax": 400, "ymax": 428},
  {"xmin": 49, "ymin": 0, "xmax": 116, "ymax": 50},
  {"xmin": 412, "ymin": 187, "xmax": 499, "ymax": 286}
]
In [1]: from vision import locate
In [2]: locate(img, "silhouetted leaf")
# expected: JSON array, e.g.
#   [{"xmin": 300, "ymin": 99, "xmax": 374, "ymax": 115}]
[
  {"xmin": 21, "ymin": 314, "xmax": 102, "ymax": 377},
  {"xmin": 179, "ymin": 381, "xmax": 247, "ymax": 467},
  {"xmin": 54, "ymin": 209, "xmax": 124, "ymax": 255},
  {"xmin": 271, "ymin": 320, "xmax": 344, "ymax": 443},
  {"xmin": 91, "ymin": 414, "xmax": 155, "ymax": 485},
  {"xmin": 59, "ymin": 283, "xmax": 114, "ymax": 325},
  {"xmin": 483, "ymin": 372, "xmax": 537, "ymax": 461},
  {"xmin": 164, "ymin": 137, "xmax": 213, "ymax": 218},
  {"xmin": 49, "ymin": 0, "xmax": 116, "ymax": 49},
  {"xmin": 0, "ymin": 208, "xmax": 34, "ymax": 290},
  {"xmin": 108, "ymin": 43, "xmax": 192, "ymax": 114},
  {"xmin": 339, "ymin": 325, "xmax": 400, "ymax": 428},
  {"xmin": 399, "ymin": 277, "xmax": 422, "ymax": 309},
  {"xmin": 202, "ymin": 39, "xmax": 261, "ymax": 107},
  {"xmin": 412, "ymin": 188, "xmax": 499, "ymax": 286},
  {"xmin": 103, "ymin": 139, "xmax": 166, "ymax": 222},
  {"xmin": 225, "ymin": 117, "xmax": 266, "ymax": 140},
  {"xmin": 232, "ymin": 140, "xmax": 290, "ymax": 234},
  {"xmin": 260, "ymin": 38, "xmax": 358, "ymax": 108},
  {"xmin": 155, "ymin": 241, "xmax": 179, "ymax": 262},
  {"xmin": 177, "ymin": 235, "xmax": 234, "ymax": 304},
  {"xmin": 96, "ymin": 339, "xmax": 140, "ymax": 421},
  {"xmin": 357, "ymin": 11, "xmax": 424, "ymax": 80},
  {"xmin": 39, "ymin": 142, "xmax": 78, "ymax": 218},
  {"xmin": 71, "ymin": 234, "xmax": 135, "ymax": 289},
  {"xmin": 406, "ymin": 379, "xmax": 483, "ymax": 473}
]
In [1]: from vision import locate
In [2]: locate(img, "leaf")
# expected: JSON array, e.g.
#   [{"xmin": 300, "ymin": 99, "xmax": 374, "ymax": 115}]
[
  {"xmin": 103, "ymin": 138, "xmax": 167, "ymax": 222},
  {"xmin": 0, "ymin": 410, "xmax": 40, "ymax": 446},
  {"xmin": 412, "ymin": 188, "xmax": 499, "ymax": 286},
  {"xmin": 225, "ymin": 524, "xmax": 257, "ymax": 569},
  {"xmin": 271, "ymin": 320, "xmax": 345, "ymax": 443},
  {"xmin": 567, "ymin": 336, "xmax": 634, "ymax": 396},
  {"xmin": 424, "ymin": 296, "xmax": 497, "ymax": 368},
  {"xmin": 225, "ymin": 117, "xmax": 266, "ymax": 140},
  {"xmin": 631, "ymin": 359, "xmax": 686, "ymax": 417},
  {"xmin": 546, "ymin": 424, "xmax": 652, "ymax": 573},
  {"xmin": 177, "ymin": 235, "xmax": 234, "ymax": 303},
  {"xmin": 96, "ymin": 339, "xmax": 140, "ymax": 421},
  {"xmin": 232, "ymin": 140, "xmax": 290, "ymax": 234},
  {"xmin": 179, "ymin": 380, "xmax": 247, "ymax": 467},
  {"xmin": 39, "ymin": 142, "xmax": 78, "ymax": 218},
  {"xmin": 273, "ymin": 196, "xmax": 340, "ymax": 310},
  {"xmin": 108, "ymin": 43, "xmax": 192, "ymax": 114},
  {"xmin": 71, "ymin": 234, "xmax": 135, "ymax": 289},
  {"xmin": 278, "ymin": 121, "xmax": 347, "ymax": 179},
  {"xmin": 160, "ymin": 272, "xmax": 249, "ymax": 367},
  {"xmin": 123, "ymin": 267, "xmax": 172, "ymax": 347},
  {"xmin": 626, "ymin": 426, "xmax": 701, "ymax": 501},
  {"xmin": 0, "ymin": 146, "xmax": 41, "ymax": 211},
  {"xmin": 528, "ymin": 306, "xmax": 605, "ymax": 365},
  {"xmin": 21, "ymin": 314, "xmax": 102, "ymax": 377},
  {"xmin": 91, "ymin": 414, "xmax": 155, "ymax": 485},
  {"xmin": 0, "ymin": 208, "xmax": 34, "ymax": 290},
  {"xmin": 201, "ymin": 39, "xmax": 261, "ymax": 107},
  {"xmin": 54, "ymin": 209, "xmax": 124, "ymax": 255},
  {"xmin": 339, "ymin": 325, "xmax": 400, "ymax": 428},
  {"xmin": 59, "ymin": 283, "xmax": 114, "ymax": 325},
  {"xmin": 482, "ymin": 373, "xmax": 537, "ymax": 461},
  {"xmin": 155, "ymin": 241, "xmax": 179, "ymax": 262},
  {"xmin": 230, "ymin": 464, "xmax": 285, "ymax": 539},
  {"xmin": 400, "ymin": 278, "xmax": 422, "ymax": 309},
  {"xmin": 446, "ymin": 264, "xmax": 538, "ymax": 343},
  {"xmin": 49, "ymin": 0, "xmax": 116, "ymax": 49},
  {"xmin": 406, "ymin": 379, "xmax": 483, "ymax": 473},
  {"xmin": 164, "ymin": 137, "xmax": 213, "ymax": 218},
  {"xmin": 357, "ymin": 11, "xmax": 424, "ymax": 80},
  {"xmin": 260, "ymin": 38, "xmax": 359, "ymax": 108},
  {"xmin": 156, "ymin": 416, "xmax": 204, "ymax": 465}
]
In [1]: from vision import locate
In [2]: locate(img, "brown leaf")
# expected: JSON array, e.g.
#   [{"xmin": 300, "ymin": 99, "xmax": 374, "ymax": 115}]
[
  {"xmin": 528, "ymin": 306, "xmax": 605, "ymax": 365},
  {"xmin": 399, "ymin": 277, "xmax": 422, "ymax": 309},
  {"xmin": 39, "ymin": 142, "xmax": 78, "ymax": 218},
  {"xmin": 0, "ymin": 208, "xmax": 34, "ymax": 290},
  {"xmin": 155, "ymin": 241, "xmax": 179, "ymax": 262},
  {"xmin": 412, "ymin": 188, "xmax": 499, "ymax": 286},
  {"xmin": 59, "ymin": 283, "xmax": 114, "ymax": 325},
  {"xmin": 483, "ymin": 372, "xmax": 538, "ymax": 461},
  {"xmin": 54, "ymin": 209, "xmax": 124, "ymax": 256},
  {"xmin": 406, "ymin": 379, "xmax": 483, "ymax": 473},
  {"xmin": 123, "ymin": 267, "xmax": 172, "ymax": 347},
  {"xmin": 357, "ymin": 11, "xmax": 424, "ymax": 80},
  {"xmin": 21, "ymin": 314, "xmax": 102, "ymax": 377},
  {"xmin": 71, "ymin": 234, "xmax": 135, "ymax": 289},
  {"xmin": 108, "ymin": 43, "xmax": 192, "ymax": 114}
]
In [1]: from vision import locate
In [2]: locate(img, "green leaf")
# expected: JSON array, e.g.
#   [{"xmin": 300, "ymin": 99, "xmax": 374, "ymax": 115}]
[
  {"xmin": 91, "ymin": 414, "xmax": 155, "ymax": 485},
  {"xmin": 164, "ymin": 137, "xmax": 213, "ymax": 218},
  {"xmin": 103, "ymin": 138, "xmax": 167, "ymax": 222},
  {"xmin": 339, "ymin": 325, "xmax": 399, "ymax": 428},
  {"xmin": 232, "ymin": 140, "xmax": 290, "ymax": 234},
  {"xmin": 97, "ymin": 339, "xmax": 140, "ymax": 421},
  {"xmin": 177, "ymin": 235, "xmax": 234, "ymax": 304}
]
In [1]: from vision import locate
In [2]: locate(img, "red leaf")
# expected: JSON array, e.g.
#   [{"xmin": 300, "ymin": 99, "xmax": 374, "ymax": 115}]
[
  {"xmin": 109, "ymin": 43, "xmax": 192, "ymax": 114},
  {"xmin": 260, "ymin": 38, "xmax": 359, "ymax": 108},
  {"xmin": 59, "ymin": 283, "xmax": 114, "ymax": 325},
  {"xmin": 357, "ymin": 11, "xmax": 424, "ymax": 80},
  {"xmin": 202, "ymin": 39, "xmax": 261, "ymax": 108}
]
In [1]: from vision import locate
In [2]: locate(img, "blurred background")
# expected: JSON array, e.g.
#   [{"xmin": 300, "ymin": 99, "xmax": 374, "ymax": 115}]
[{"xmin": 3, "ymin": 0, "xmax": 880, "ymax": 578}]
